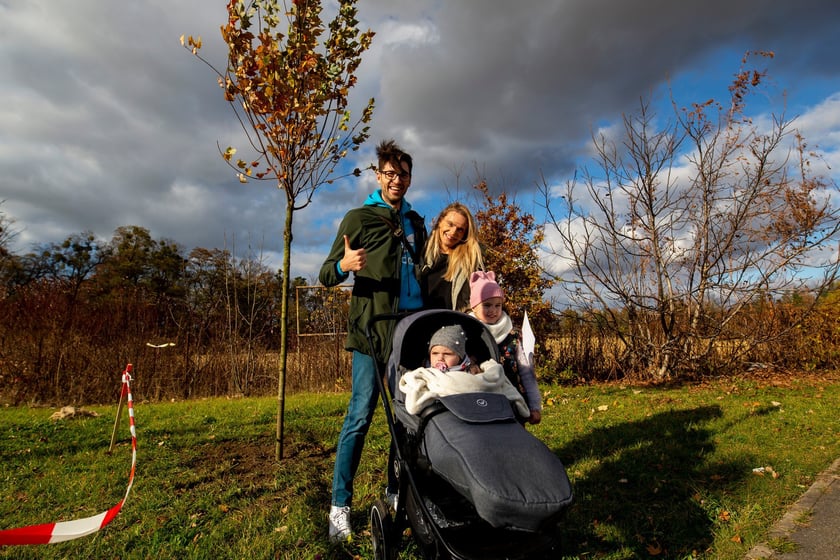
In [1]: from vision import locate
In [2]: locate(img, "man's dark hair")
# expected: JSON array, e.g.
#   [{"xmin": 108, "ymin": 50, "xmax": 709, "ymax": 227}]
[{"xmin": 376, "ymin": 139, "xmax": 412, "ymax": 173}]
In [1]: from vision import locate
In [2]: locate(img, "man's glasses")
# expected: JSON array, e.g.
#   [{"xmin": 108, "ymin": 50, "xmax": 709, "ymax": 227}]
[{"xmin": 379, "ymin": 169, "xmax": 411, "ymax": 181}]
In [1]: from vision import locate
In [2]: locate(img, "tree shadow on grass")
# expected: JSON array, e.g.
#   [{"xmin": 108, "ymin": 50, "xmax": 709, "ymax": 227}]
[{"xmin": 553, "ymin": 405, "xmax": 750, "ymax": 558}]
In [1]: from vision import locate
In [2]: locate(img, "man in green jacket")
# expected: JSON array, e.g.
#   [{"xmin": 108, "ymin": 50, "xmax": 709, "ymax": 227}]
[{"xmin": 320, "ymin": 139, "xmax": 427, "ymax": 542}]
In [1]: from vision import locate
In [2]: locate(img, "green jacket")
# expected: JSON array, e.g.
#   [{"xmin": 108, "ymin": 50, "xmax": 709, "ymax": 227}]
[{"xmin": 319, "ymin": 199, "xmax": 426, "ymax": 361}]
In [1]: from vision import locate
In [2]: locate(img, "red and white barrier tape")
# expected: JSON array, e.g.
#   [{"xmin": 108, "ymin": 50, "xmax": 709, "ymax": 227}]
[{"xmin": 0, "ymin": 364, "xmax": 137, "ymax": 546}]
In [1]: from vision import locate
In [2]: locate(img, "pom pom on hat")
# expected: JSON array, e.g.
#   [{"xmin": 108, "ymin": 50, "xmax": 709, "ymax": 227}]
[
  {"xmin": 469, "ymin": 271, "xmax": 504, "ymax": 309},
  {"xmin": 429, "ymin": 325, "xmax": 467, "ymax": 359}
]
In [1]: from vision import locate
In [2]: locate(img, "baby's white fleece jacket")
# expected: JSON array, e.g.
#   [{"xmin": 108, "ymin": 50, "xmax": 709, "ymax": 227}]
[{"xmin": 399, "ymin": 359, "xmax": 529, "ymax": 417}]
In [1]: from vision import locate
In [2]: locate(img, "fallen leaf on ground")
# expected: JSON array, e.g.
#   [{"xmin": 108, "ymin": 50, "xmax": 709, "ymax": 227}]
[{"xmin": 646, "ymin": 541, "xmax": 662, "ymax": 555}]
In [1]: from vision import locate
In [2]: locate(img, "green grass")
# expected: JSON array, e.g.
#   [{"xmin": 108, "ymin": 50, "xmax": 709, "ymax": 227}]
[{"xmin": 1, "ymin": 372, "xmax": 839, "ymax": 559}]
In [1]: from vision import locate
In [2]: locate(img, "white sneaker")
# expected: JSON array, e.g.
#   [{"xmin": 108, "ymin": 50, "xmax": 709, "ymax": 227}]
[
  {"xmin": 328, "ymin": 505, "xmax": 352, "ymax": 543},
  {"xmin": 385, "ymin": 490, "xmax": 398, "ymax": 511}
]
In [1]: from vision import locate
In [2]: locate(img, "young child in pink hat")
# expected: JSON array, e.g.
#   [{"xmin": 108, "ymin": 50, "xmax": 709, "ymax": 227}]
[{"xmin": 468, "ymin": 271, "xmax": 542, "ymax": 424}]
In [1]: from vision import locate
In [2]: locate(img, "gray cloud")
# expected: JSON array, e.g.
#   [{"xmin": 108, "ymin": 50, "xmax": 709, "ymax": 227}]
[
  {"xmin": 1, "ymin": 0, "xmax": 839, "ymax": 282},
  {"xmin": 374, "ymin": 0, "xmax": 840, "ymax": 185}
]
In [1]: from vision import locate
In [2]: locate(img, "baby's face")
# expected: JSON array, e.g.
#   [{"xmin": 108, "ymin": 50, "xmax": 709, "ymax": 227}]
[{"xmin": 429, "ymin": 345, "xmax": 462, "ymax": 369}]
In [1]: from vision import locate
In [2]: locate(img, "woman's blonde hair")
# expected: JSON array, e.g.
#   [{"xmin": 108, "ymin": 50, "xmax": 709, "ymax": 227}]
[{"xmin": 424, "ymin": 202, "xmax": 484, "ymax": 282}]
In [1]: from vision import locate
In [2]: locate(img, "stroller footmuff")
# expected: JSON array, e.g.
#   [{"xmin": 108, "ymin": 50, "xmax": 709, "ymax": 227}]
[{"xmin": 418, "ymin": 392, "xmax": 573, "ymax": 532}]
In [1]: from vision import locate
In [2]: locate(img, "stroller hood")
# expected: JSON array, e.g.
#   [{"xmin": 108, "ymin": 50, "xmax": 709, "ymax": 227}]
[{"xmin": 389, "ymin": 309, "xmax": 499, "ymax": 375}]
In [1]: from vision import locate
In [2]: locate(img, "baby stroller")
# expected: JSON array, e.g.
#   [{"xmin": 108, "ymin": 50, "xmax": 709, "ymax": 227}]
[{"xmin": 366, "ymin": 309, "xmax": 573, "ymax": 560}]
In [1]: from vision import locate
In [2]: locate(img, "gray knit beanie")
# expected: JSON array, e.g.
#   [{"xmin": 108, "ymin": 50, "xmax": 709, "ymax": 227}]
[{"xmin": 429, "ymin": 325, "xmax": 467, "ymax": 359}]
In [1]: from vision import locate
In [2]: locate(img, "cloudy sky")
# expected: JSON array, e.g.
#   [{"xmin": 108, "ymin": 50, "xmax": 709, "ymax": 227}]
[{"xmin": 2, "ymin": 0, "xmax": 840, "ymax": 284}]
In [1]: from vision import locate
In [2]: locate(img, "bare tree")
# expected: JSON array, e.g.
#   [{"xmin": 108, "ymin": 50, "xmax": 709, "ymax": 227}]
[
  {"xmin": 221, "ymin": 235, "xmax": 277, "ymax": 396},
  {"xmin": 184, "ymin": 0, "xmax": 374, "ymax": 458},
  {"xmin": 542, "ymin": 52, "xmax": 840, "ymax": 380},
  {"xmin": 0, "ymin": 203, "xmax": 20, "ymax": 290}
]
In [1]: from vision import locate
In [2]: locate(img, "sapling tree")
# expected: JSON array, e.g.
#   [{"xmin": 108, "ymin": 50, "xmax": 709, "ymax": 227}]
[{"xmin": 183, "ymin": 0, "xmax": 374, "ymax": 458}]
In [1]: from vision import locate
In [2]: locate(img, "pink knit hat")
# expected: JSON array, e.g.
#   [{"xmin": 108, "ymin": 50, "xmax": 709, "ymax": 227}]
[{"xmin": 469, "ymin": 271, "xmax": 504, "ymax": 309}]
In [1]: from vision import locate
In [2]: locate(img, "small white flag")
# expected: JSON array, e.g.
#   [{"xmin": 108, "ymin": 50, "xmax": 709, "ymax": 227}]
[{"xmin": 521, "ymin": 311, "xmax": 535, "ymax": 367}]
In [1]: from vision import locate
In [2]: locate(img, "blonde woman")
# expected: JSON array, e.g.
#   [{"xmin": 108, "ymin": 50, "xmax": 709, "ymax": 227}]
[{"xmin": 422, "ymin": 202, "xmax": 484, "ymax": 311}]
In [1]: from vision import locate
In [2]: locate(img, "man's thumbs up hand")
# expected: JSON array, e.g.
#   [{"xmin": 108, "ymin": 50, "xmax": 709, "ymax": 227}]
[{"xmin": 340, "ymin": 235, "xmax": 366, "ymax": 273}]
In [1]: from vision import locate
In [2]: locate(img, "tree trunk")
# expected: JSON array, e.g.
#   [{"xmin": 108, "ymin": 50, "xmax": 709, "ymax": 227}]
[{"xmin": 276, "ymin": 197, "xmax": 293, "ymax": 461}]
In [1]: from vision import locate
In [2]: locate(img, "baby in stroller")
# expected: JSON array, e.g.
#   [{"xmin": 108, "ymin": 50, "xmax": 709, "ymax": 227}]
[
  {"xmin": 370, "ymin": 309, "xmax": 573, "ymax": 560},
  {"xmin": 400, "ymin": 324, "xmax": 531, "ymax": 419}
]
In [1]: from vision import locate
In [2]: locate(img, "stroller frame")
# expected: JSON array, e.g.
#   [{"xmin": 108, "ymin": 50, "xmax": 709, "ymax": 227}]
[{"xmin": 365, "ymin": 310, "xmax": 572, "ymax": 560}]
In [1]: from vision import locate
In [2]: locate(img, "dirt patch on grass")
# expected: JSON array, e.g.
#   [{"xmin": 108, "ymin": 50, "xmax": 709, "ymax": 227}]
[{"xmin": 189, "ymin": 432, "xmax": 334, "ymax": 489}]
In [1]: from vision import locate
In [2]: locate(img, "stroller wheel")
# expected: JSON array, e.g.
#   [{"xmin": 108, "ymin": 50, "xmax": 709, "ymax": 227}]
[{"xmin": 370, "ymin": 499, "xmax": 395, "ymax": 560}]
